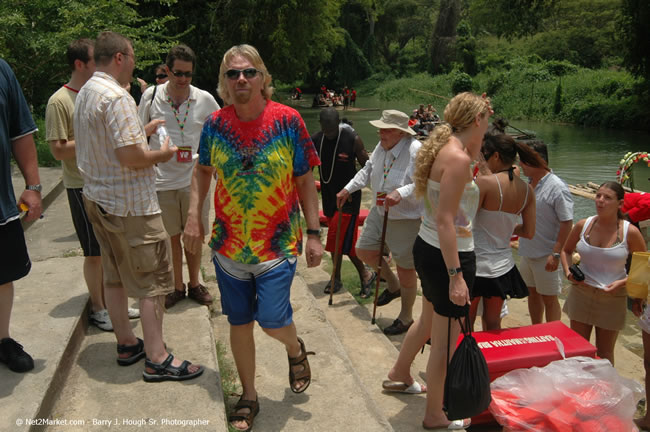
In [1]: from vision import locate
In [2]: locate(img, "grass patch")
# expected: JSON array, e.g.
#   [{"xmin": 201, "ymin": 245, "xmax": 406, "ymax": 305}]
[
  {"xmin": 321, "ymin": 252, "xmax": 375, "ymax": 305},
  {"xmin": 215, "ymin": 340, "xmax": 240, "ymax": 432},
  {"xmin": 200, "ymin": 265, "xmax": 216, "ymax": 283}
]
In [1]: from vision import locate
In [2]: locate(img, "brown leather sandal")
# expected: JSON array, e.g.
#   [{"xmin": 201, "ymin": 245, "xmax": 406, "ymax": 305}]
[
  {"xmin": 288, "ymin": 337, "xmax": 315, "ymax": 393},
  {"xmin": 228, "ymin": 396, "xmax": 259, "ymax": 432}
]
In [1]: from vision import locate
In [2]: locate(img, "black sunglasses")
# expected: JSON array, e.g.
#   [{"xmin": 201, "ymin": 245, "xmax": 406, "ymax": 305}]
[
  {"xmin": 155, "ymin": 74, "xmax": 167, "ymax": 79},
  {"xmin": 225, "ymin": 68, "xmax": 259, "ymax": 80},
  {"xmin": 171, "ymin": 70, "xmax": 193, "ymax": 78}
]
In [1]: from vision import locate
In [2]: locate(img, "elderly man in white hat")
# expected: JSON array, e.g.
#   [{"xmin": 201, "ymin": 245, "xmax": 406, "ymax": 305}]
[{"xmin": 337, "ymin": 109, "xmax": 423, "ymax": 335}]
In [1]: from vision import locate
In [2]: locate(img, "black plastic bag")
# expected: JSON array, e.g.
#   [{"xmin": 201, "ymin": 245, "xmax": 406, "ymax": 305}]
[{"xmin": 443, "ymin": 313, "xmax": 492, "ymax": 420}]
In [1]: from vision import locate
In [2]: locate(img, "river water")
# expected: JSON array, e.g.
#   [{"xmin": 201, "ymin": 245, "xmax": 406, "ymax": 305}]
[{"xmin": 291, "ymin": 94, "xmax": 649, "ymax": 221}]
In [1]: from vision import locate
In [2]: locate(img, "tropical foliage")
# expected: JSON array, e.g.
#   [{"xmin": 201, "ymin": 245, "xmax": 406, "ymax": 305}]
[{"xmin": 0, "ymin": 0, "xmax": 647, "ymax": 130}]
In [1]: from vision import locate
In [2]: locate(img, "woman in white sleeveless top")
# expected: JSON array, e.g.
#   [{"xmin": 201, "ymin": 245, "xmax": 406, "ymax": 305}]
[
  {"xmin": 560, "ymin": 181, "xmax": 646, "ymax": 365},
  {"xmin": 383, "ymin": 93, "xmax": 492, "ymax": 430},
  {"xmin": 470, "ymin": 133, "xmax": 545, "ymax": 330}
]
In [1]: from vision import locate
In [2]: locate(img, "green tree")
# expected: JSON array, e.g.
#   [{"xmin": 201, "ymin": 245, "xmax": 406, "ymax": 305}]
[
  {"xmin": 430, "ymin": 0, "xmax": 461, "ymax": 74},
  {"xmin": 456, "ymin": 20, "xmax": 478, "ymax": 75},
  {"xmin": 373, "ymin": 0, "xmax": 434, "ymax": 74},
  {"xmin": 469, "ymin": 0, "xmax": 557, "ymax": 39},
  {"xmin": 0, "ymin": 0, "xmax": 178, "ymax": 112},
  {"xmin": 618, "ymin": 0, "xmax": 650, "ymax": 81}
]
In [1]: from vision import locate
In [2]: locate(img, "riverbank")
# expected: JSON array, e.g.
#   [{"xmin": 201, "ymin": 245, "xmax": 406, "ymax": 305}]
[{"xmin": 344, "ymin": 60, "xmax": 650, "ymax": 132}]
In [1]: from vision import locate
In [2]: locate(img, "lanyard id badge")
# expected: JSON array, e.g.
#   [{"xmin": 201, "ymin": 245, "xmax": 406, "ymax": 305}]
[
  {"xmin": 376, "ymin": 192, "xmax": 387, "ymax": 206},
  {"xmin": 176, "ymin": 146, "xmax": 192, "ymax": 163}
]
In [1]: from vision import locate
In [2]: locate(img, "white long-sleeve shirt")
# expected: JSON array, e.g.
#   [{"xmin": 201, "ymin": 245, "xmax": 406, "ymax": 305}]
[{"xmin": 344, "ymin": 136, "xmax": 423, "ymax": 220}]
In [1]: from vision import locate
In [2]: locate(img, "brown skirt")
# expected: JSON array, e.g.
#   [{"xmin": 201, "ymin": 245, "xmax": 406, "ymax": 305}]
[{"xmin": 562, "ymin": 284, "xmax": 627, "ymax": 331}]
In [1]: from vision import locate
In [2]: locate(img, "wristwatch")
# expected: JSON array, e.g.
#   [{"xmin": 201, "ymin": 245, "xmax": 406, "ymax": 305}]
[
  {"xmin": 552, "ymin": 253, "xmax": 561, "ymax": 259},
  {"xmin": 306, "ymin": 228, "xmax": 321, "ymax": 236},
  {"xmin": 26, "ymin": 184, "xmax": 42, "ymax": 192},
  {"xmin": 448, "ymin": 267, "xmax": 462, "ymax": 277}
]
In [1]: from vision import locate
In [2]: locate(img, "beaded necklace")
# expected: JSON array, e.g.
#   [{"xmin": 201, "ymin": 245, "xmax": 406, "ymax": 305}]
[
  {"xmin": 167, "ymin": 95, "xmax": 191, "ymax": 145},
  {"xmin": 318, "ymin": 128, "xmax": 341, "ymax": 184}
]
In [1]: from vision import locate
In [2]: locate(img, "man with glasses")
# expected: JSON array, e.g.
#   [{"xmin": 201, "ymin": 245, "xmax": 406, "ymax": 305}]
[
  {"xmin": 75, "ymin": 31, "xmax": 203, "ymax": 382},
  {"xmin": 46, "ymin": 38, "xmax": 140, "ymax": 332},
  {"xmin": 183, "ymin": 44, "xmax": 322, "ymax": 431},
  {"xmin": 139, "ymin": 44, "xmax": 219, "ymax": 309}
]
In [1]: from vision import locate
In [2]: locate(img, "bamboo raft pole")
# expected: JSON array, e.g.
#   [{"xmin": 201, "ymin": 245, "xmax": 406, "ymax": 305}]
[{"xmin": 409, "ymin": 88, "xmax": 450, "ymax": 101}]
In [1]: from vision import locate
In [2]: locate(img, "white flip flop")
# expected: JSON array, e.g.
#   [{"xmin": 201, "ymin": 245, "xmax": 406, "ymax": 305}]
[{"xmin": 382, "ymin": 380, "xmax": 427, "ymax": 394}]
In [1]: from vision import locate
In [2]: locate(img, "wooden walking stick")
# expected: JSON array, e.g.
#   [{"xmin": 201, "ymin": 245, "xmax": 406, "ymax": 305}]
[
  {"xmin": 371, "ymin": 207, "xmax": 390, "ymax": 324},
  {"xmin": 329, "ymin": 207, "xmax": 344, "ymax": 306}
]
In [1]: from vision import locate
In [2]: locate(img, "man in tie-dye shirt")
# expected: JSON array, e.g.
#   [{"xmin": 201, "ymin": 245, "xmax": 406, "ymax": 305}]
[{"xmin": 183, "ymin": 44, "xmax": 322, "ymax": 431}]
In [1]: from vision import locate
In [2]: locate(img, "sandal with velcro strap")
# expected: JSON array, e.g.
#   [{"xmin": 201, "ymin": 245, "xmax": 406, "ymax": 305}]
[
  {"xmin": 228, "ymin": 396, "xmax": 259, "ymax": 432},
  {"xmin": 142, "ymin": 353, "xmax": 204, "ymax": 382},
  {"xmin": 288, "ymin": 337, "xmax": 315, "ymax": 393},
  {"xmin": 116, "ymin": 337, "xmax": 146, "ymax": 366}
]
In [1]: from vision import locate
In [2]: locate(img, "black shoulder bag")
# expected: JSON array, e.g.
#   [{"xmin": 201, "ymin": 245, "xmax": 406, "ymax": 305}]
[{"xmin": 443, "ymin": 312, "xmax": 492, "ymax": 420}]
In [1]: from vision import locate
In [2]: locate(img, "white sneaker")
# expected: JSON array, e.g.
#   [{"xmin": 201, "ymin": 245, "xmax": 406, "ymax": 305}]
[
  {"xmin": 127, "ymin": 308, "xmax": 140, "ymax": 319},
  {"xmin": 90, "ymin": 309, "xmax": 113, "ymax": 331}
]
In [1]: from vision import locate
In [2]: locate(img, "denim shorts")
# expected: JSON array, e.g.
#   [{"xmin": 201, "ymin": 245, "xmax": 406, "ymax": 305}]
[{"xmin": 212, "ymin": 253, "xmax": 297, "ymax": 328}]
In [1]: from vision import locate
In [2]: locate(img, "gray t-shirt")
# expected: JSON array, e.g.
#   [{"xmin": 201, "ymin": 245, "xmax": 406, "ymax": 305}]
[{"xmin": 519, "ymin": 172, "xmax": 573, "ymax": 258}]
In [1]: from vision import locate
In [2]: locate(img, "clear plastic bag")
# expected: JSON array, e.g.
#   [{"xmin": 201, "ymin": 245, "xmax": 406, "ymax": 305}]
[{"xmin": 489, "ymin": 356, "xmax": 643, "ymax": 432}]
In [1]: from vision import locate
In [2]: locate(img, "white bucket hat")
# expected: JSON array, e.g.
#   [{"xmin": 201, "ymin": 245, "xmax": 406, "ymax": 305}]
[{"xmin": 369, "ymin": 110, "xmax": 416, "ymax": 136}]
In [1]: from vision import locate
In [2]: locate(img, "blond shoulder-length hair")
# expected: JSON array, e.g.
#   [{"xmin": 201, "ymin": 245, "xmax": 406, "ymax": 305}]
[
  {"xmin": 217, "ymin": 44, "xmax": 274, "ymax": 105},
  {"xmin": 414, "ymin": 92, "xmax": 491, "ymax": 197}
]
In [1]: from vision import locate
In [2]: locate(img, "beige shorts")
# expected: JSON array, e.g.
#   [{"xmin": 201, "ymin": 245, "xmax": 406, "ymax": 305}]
[
  {"xmin": 85, "ymin": 200, "xmax": 173, "ymax": 299},
  {"xmin": 518, "ymin": 256, "xmax": 563, "ymax": 296},
  {"xmin": 157, "ymin": 187, "xmax": 210, "ymax": 237},
  {"xmin": 356, "ymin": 206, "xmax": 420, "ymax": 269},
  {"xmin": 563, "ymin": 284, "xmax": 626, "ymax": 331}
]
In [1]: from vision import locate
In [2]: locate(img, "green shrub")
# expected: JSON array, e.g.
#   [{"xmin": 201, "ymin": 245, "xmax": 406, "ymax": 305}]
[
  {"xmin": 34, "ymin": 117, "xmax": 59, "ymax": 168},
  {"xmin": 486, "ymin": 72, "xmax": 507, "ymax": 95},
  {"xmin": 452, "ymin": 71, "xmax": 473, "ymax": 94},
  {"xmin": 553, "ymin": 81, "xmax": 563, "ymax": 114}
]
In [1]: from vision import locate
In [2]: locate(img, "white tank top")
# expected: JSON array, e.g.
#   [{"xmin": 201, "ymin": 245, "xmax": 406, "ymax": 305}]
[
  {"xmin": 419, "ymin": 178, "xmax": 479, "ymax": 252},
  {"xmin": 475, "ymin": 174, "xmax": 529, "ymax": 277},
  {"xmin": 576, "ymin": 216, "xmax": 629, "ymax": 290}
]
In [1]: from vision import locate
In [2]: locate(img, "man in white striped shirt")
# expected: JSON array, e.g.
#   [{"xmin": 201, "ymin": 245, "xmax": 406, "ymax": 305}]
[
  {"xmin": 337, "ymin": 110, "xmax": 423, "ymax": 335},
  {"xmin": 74, "ymin": 31, "xmax": 203, "ymax": 382}
]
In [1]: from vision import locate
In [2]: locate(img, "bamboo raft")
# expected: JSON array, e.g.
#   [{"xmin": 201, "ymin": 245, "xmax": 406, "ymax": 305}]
[{"xmin": 568, "ymin": 181, "xmax": 634, "ymax": 201}]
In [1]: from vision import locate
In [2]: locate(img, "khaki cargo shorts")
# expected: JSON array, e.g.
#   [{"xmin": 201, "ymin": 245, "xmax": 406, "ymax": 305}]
[
  {"xmin": 157, "ymin": 186, "xmax": 210, "ymax": 237},
  {"xmin": 84, "ymin": 200, "xmax": 173, "ymax": 299}
]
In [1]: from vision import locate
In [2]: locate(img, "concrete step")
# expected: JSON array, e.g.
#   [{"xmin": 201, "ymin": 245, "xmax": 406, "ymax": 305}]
[
  {"xmin": 210, "ymin": 258, "xmax": 393, "ymax": 431},
  {"xmin": 2, "ymin": 168, "xmax": 227, "ymax": 432},
  {"xmin": 2, "ymin": 256, "xmax": 88, "ymax": 431},
  {"xmin": 47, "ymin": 299, "xmax": 226, "ymax": 432},
  {"xmin": 298, "ymin": 259, "xmax": 434, "ymax": 432}
]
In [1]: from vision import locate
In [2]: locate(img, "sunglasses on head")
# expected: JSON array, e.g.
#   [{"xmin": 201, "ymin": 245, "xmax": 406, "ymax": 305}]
[
  {"xmin": 171, "ymin": 70, "xmax": 193, "ymax": 78},
  {"xmin": 155, "ymin": 74, "xmax": 167, "ymax": 79},
  {"xmin": 225, "ymin": 68, "xmax": 259, "ymax": 80},
  {"xmin": 481, "ymin": 148, "xmax": 493, "ymax": 160}
]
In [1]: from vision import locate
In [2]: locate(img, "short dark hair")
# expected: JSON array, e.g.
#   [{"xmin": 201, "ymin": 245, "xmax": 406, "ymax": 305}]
[
  {"xmin": 166, "ymin": 44, "xmax": 195, "ymax": 69},
  {"xmin": 154, "ymin": 63, "xmax": 166, "ymax": 74},
  {"xmin": 67, "ymin": 38, "xmax": 94, "ymax": 71},
  {"xmin": 94, "ymin": 31, "xmax": 132, "ymax": 66},
  {"xmin": 319, "ymin": 107, "xmax": 339, "ymax": 126},
  {"xmin": 524, "ymin": 139, "xmax": 549, "ymax": 164}
]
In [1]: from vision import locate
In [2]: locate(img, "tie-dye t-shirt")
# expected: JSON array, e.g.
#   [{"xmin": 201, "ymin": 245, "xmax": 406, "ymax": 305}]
[{"xmin": 198, "ymin": 101, "xmax": 320, "ymax": 264}]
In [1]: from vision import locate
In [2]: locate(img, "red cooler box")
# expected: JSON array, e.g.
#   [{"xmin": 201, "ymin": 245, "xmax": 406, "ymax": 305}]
[{"xmin": 465, "ymin": 321, "xmax": 597, "ymax": 424}]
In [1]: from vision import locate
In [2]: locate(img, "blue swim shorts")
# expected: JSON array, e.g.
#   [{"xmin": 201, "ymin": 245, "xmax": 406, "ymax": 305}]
[{"xmin": 212, "ymin": 253, "xmax": 297, "ymax": 328}]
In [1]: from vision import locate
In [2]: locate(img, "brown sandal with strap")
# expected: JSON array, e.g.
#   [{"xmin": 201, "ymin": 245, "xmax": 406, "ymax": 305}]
[
  {"xmin": 228, "ymin": 396, "xmax": 259, "ymax": 432},
  {"xmin": 288, "ymin": 337, "xmax": 315, "ymax": 393}
]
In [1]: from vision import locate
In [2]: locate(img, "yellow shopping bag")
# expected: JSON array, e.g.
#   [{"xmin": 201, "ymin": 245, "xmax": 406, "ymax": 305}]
[{"xmin": 627, "ymin": 252, "xmax": 650, "ymax": 299}]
